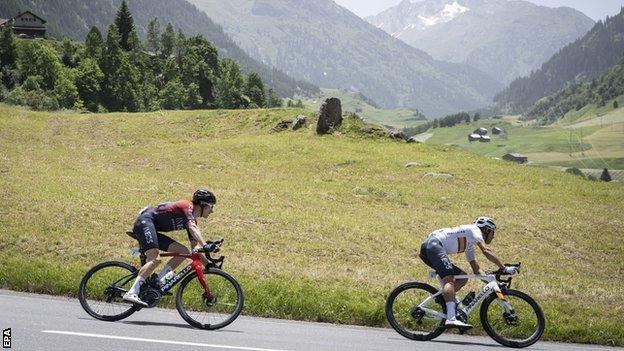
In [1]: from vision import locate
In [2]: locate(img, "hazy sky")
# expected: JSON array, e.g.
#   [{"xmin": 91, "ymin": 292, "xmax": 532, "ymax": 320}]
[{"xmin": 334, "ymin": 0, "xmax": 624, "ymax": 21}]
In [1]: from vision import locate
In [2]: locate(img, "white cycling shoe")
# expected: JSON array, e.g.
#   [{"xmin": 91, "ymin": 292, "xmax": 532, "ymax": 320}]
[
  {"xmin": 122, "ymin": 292, "xmax": 148, "ymax": 307},
  {"xmin": 445, "ymin": 318, "xmax": 473, "ymax": 329}
]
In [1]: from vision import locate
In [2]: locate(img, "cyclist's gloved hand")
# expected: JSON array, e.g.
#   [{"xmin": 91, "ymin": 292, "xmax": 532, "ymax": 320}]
[
  {"xmin": 203, "ymin": 242, "xmax": 219, "ymax": 253},
  {"xmin": 503, "ymin": 266, "xmax": 518, "ymax": 275}
]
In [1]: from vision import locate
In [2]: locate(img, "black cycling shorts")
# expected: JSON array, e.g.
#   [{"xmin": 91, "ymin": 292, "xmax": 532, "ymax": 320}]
[
  {"xmin": 419, "ymin": 238, "xmax": 465, "ymax": 278},
  {"xmin": 133, "ymin": 215, "xmax": 176, "ymax": 253}
]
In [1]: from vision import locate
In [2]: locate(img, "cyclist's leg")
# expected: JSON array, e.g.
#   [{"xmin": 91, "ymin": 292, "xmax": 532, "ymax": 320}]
[
  {"xmin": 161, "ymin": 237, "xmax": 189, "ymax": 272},
  {"xmin": 424, "ymin": 239, "xmax": 468, "ymax": 325}
]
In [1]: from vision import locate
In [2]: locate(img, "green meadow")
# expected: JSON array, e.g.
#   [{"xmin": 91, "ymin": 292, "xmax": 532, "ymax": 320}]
[
  {"xmin": 0, "ymin": 104, "xmax": 623, "ymax": 345},
  {"xmin": 298, "ymin": 88, "xmax": 427, "ymax": 128}
]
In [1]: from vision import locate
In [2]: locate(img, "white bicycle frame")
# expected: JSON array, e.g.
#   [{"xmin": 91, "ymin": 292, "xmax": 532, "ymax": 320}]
[{"xmin": 418, "ymin": 271, "xmax": 514, "ymax": 321}]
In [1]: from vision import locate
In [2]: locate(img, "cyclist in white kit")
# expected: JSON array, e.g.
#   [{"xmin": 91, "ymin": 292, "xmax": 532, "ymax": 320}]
[{"xmin": 419, "ymin": 217, "xmax": 518, "ymax": 328}]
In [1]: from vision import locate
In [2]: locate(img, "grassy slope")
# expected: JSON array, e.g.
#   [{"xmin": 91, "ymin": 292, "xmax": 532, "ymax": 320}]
[
  {"xmin": 426, "ymin": 110, "xmax": 624, "ymax": 172},
  {"xmin": 298, "ymin": 88, "xmax": 428, "ymax": 128},
  {"xmin": 0, "ymin": 104, "xmax": 623, "ymax": 345}
]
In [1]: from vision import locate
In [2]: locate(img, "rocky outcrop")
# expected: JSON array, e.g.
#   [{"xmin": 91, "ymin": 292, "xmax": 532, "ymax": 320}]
[{"xmin": 316, "ymin": 98, "xmax": 342, "ymax": 134}]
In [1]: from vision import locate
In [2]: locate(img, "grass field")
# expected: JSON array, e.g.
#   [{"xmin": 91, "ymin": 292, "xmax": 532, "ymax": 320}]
[
  {"xmin": 1, "ymin": 104, "xmax": 623, "ymax": 345},
  {"xmin": 297, "ymin": 88, "xmax": 428, "ymax": 128},
  {"xmin": 425, "ymin": 113, "xmax": 624, "ymax": 174}
]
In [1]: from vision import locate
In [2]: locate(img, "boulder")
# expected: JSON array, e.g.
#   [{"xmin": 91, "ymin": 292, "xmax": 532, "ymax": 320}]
[
  {"xmin": 272, "ymin": 120, "xmax": 292, "ymax": 132},
  {"xmin": 316, "ymin": 98, "xmax": 342, "ymax": 134},
  {"xmin": 292, "ymin": 115, "xmax": 306, "ymax": 130},
  {"xmin": 388, "ymin": 129, "xmax": 407, "ymax": 140}
]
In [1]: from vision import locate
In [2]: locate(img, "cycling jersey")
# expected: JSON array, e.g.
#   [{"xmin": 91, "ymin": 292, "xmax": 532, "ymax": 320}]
[
  {"xmin": 428, "ymin": 224, "xmax": 484, "ymax": 262},
  {"xmin": 132, "ymin": 200, "xmax": 197, "ymax": 252}
]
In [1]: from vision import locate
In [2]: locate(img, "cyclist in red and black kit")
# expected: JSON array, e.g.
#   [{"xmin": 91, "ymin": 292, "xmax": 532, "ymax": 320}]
[{"xmin": 123, "ymin": 189, "xmax": 217, "ymax": 306}]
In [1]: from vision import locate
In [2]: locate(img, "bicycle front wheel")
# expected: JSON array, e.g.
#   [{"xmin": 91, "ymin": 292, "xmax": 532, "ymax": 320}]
[
  {"xmin": 385, "ymin": 282, "xmax": 446, "ymax": 341},
  {"xmin": 78, "ymin": 261, "xmax": 140, "ymax": 321},
  {"xmin": 480, "ymin": 289, "xmax": 545, "ymax": 348},
  {"xmin": 176, "ymin": 268, "xmax": 244, "ymax": 330}
]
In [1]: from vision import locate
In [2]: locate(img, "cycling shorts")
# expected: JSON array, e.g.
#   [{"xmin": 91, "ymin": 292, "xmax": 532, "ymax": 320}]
[{"xmin": 419, "ymin": 238, "xmax": 465, "ymax": 278}]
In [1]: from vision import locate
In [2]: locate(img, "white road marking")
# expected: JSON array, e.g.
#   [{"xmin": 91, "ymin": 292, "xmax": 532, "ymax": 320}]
[{"xmin": 41, "ymin": 330, "xmax": 291, "ymax": 351}]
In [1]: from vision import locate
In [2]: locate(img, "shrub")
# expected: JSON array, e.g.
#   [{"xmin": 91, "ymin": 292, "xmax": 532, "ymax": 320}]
[
  {"xmin": 600, "ymin": 168, "xmax": 612, "ymax": 182},
  {"xmin": 565, "ymin": 167, "xmax": 585, "ymax": 178}
]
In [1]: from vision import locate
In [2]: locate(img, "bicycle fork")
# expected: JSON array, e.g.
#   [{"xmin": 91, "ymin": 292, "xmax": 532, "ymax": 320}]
[{"xmin": 191, "ymin": 259, "xmax": 215, "ymax": 305}]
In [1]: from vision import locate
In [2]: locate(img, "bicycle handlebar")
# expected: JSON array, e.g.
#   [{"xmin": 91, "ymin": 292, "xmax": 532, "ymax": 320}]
[
  {"xmin": 486, "ymin": 263, "xmax": 521, "ymax": 286},
  {"xmin": 197, "ymin": 238, "xmax": 225, "ymax": 269}
]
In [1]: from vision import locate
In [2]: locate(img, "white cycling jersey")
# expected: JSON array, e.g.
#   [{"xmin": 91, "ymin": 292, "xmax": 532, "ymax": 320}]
[{"xmin": 428, "ymin": 224, "xmax": 484, "ymax": 262}]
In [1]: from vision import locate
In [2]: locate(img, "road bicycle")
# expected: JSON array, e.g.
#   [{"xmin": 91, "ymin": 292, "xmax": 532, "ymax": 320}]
[
  {"xmin": 78, "ymin": 236, "xmax": 244, "ymax": 330},
  {"xmin": 385, "ymin": 263, "xmax": 545, "ymax": 348}
]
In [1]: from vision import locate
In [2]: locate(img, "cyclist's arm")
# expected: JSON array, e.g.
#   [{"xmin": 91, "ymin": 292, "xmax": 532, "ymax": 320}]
[
  {"xmin": 469, "ymin": 260, "xmax": 482, "ymax": 274},
  {"xmin": 476, "ymin": 242, "xmax": 505, "ymax": 269},
  {"xmin": 187, "ymin": 221, "xmax": 207, "ymax": 249}
]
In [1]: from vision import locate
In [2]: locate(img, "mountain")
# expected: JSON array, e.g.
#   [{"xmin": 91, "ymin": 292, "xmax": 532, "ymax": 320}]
[
  {"xmin": 366, "ymin": 0, "xmax": 594, "ymax": 85},
  {"xmin": 187, "ymin": 0, "xmax": 503, "ymax": 117},
  {"xmin": 524, "ymin": 54, "xmax": 624, "ymax": 124},
  {"xmin": 0, "ymin": 0, "xmax": 319, "ymax": 98},
  {"xmin": 494, "ymin": 7, "xmax": 624, "ymax": 114}
]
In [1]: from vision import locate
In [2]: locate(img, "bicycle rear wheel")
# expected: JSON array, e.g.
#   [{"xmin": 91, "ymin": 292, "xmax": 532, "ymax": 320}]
[
  {"xmin": 175, "ymin": 268, "xmax": 244, "ymax": 330},
  {"xmin": 480, "ymin": 289, "xmax": 545, "ymax": 348},
  {"xmin": 78, "ymin": 261, "xmax": 140, "ymax": 321},
  {"xmin": 385, "ymin": 282, "xmax": 446, "ymax": 341}
]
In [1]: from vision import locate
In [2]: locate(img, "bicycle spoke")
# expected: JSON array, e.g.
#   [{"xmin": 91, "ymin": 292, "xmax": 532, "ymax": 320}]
[
  {"xmin": 386, "ymin": 282, "xmax": 446, "ymax": 341},
  {"xmin": 78, "ymin": 261, "xmax": 138, "ymax": 321},
  {"xmin": 482, "ymin": 289, "xmax": 545, "ymax": 347},
  {"xmin": 176, "ymin": 269, "xmax": 243, "ymax": 330}
]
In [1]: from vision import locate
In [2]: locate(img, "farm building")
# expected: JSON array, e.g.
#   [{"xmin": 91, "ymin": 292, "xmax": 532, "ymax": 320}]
[
  {"xmin": 479, "ymin": 135, "xmax": 491, "ymax": 143},
  {"xmin": 474, "ymin": 127, "xmax": 488, "ymax": 135},
  {"xmin": 492, "ymin": 127, "xmax": 503, "ymax": 135},
  {"xmin": 503, "ymin": 153, "xmax": 528, "ymax": 164},
  {"xmin": 0, "ymin": 11, "xmax": 46, "ymax": 39},
  {"xmin": 468, "ymin": 133, "xmax": 482, "ymax": 142}
]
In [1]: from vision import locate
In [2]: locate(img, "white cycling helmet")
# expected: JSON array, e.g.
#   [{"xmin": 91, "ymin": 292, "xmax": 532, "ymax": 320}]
[{"xmin": 475, "ymin": 216, "xmax": 496, "ymax": 233}]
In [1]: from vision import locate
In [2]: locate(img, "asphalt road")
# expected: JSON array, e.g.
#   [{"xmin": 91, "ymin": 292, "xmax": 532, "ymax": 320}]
[{"xmin": 0, "ymin": 289, "xmax": 621, "ymax": 351}]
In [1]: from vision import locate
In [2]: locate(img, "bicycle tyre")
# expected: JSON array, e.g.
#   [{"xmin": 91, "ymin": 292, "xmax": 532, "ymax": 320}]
[
  {"xmin": 78, "ymin": 261, "xmax": 140, "ymax": 321},
  {"xmin": 480, "ymin": 289, "xmax": 545, "ymax": 348},
  {"xmin": 175, "ymin": 268, "xmax": 244, "ymax": 330},
  {"xmin": 385, "ymin": 281, "xmax": 446, "ymax": 341}
]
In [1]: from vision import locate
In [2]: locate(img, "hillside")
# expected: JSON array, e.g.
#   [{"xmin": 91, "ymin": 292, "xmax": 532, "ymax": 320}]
[
  {"xmin": 425, "ymin": 112, "xmax": 624, "ymax": 175},
  {"xmin": 366, "ymin": 0, "xmax": 593, "ymax": 85},
  {"xmin": 0, "ymin": 104, "xmax": 623, "ymax": 345},
  {"xmin": 0, "ymin": 0, "xmax": 319, "ymax": 98},
  {"xmin": 494, "ymin": 7, "xmax": 624, "ymax": 113},
  {"xmin": 187, "ymin": 0, "xmax": 502, "ymax": 117},
  {"xmin": 524, "ymin": 55, "xmax": 624, "ymax": 124},
  {"xmin": 298, "ymin": 88, "xmax": 429, "ymax": 128}
]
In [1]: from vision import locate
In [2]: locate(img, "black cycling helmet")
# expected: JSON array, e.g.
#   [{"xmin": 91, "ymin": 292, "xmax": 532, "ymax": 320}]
[{"xmin": 192, "ymin": 189, "xmax": 216, "ymax": 205}]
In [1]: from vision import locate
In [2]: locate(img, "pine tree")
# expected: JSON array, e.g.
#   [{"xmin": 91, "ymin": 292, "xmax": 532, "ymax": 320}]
[
  {"xmin": 600, "ymin": 168, "xmax": 612, "ymax": 182},
  {"xmin": 266, "ymin": 88, "xmax": 282, "ymax": 108},
  {"xmin": 245, "ymin": 72, "xmax": 265, "ymax": 108},
  {"xmin": 85, "ymin": 27, "xmax": 104, "ymax": 60},
  {"xmin": 146, "ymin": 18, "xmax": 161, "ymax": 54},
  {"xmin": 614, "ymin": 100, "xmax": 619, "ymax": 109},
  {"xmin": 115, "ymin": 0, "xmax": 137, "ymax": 51},
  {"xmin": 0, "ymin": 23, "xmax": 17, "ymax": 68},
  {"xmin": 161, "ymin": 23, "xmax": 176, "ymax": 58}
]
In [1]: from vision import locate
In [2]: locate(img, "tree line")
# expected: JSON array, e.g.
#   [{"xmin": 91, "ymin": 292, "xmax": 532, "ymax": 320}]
[
  {"xmin": 494, "ymin": 7, "xmax": 624, "ymax": 114},
  {"xmin": 524, "ymin": 53, "xmax": 624, "ymax": 123},
  {"xmin": 0, "ymin": 1, "xmax": 283, "ymax": 112}
]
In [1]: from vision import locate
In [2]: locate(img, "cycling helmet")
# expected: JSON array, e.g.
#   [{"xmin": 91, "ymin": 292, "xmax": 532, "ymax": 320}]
[
  {"xmin": 192, "ymin": 189, "xmax": 216, "ymax": 205},
  {"xmin": 475, "ymin": 216, "xmax": 496, "ymax": 234}
]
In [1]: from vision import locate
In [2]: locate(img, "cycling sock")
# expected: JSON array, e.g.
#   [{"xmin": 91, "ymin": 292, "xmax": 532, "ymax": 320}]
[
  {"xmin": 446, "ymin": 301, "xmax": 456, "ymax": 320},
  {"xmin": 128, "ymin": 276, "xmax": 146, "ymax": 295},
  {"xmin": 157, "ymin": 265, "xmax": 173, "ymax": 281}
]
